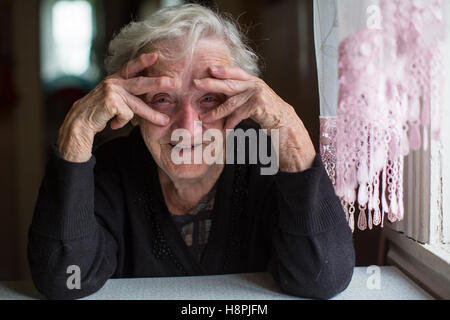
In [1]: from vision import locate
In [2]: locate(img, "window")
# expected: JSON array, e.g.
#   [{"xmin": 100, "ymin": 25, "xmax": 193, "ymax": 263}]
[
  {"xmin": 386, "ymin": 16, "xmax": 450, "ymax": 298},
  {"xmin": 52, "ymin": 1, "xmax": 93, "ymax": 76},
  {"xmin": 40, "ymin": 0, "xmax": 99, "ymax": 84}
]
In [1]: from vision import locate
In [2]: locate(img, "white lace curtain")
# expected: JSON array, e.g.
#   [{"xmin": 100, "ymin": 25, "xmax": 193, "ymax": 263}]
[{"xmin": 314, "ymin": 0, "xmax": 449, "ymax": 231}]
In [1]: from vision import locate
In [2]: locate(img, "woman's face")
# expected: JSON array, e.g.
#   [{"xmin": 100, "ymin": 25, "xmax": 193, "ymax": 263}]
[{"xmin": 138, "ymin": 38, "xmax": 232, "ymax": 181}]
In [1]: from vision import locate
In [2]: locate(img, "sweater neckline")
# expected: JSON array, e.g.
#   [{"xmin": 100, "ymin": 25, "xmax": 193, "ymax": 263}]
[{"xmin": 130, "ymin": 126, "xmax": 239, "ymax": 274}]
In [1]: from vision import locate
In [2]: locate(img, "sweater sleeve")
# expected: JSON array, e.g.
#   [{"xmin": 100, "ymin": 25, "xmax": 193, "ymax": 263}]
[
  {"xmin": 27, "ymin": 145, "xmax": 118, "ymax": 300},
  {"xmin": 267, "ymin": 154, "xmax": 355, "ymax": 299}
]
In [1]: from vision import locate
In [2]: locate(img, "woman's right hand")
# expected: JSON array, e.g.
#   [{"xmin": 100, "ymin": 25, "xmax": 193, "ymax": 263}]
[{"xmin": 56, "ymin": 53, "xmax": 174, "ymax": 162}]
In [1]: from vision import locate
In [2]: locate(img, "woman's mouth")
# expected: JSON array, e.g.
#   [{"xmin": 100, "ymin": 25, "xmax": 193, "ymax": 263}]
[{"xmin": 169, "ymin": 142, "xmax": 203, "ymax": 154}]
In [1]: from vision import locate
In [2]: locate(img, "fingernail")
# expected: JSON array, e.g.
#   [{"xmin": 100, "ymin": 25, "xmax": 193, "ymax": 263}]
[
  {"xmin": 161, "ymin": 115, "xmax": 170, "ymax": 125},
  {"xmin": 145, "ymin": 52, "xmax": 158, "ymax": 62},
  {"xmin": 210, "ymin": 65, "xmax": 221, "ymax": 73},
  {"xmin": 143, "ymin": 52, "xmax": 154, "ymax": 60}
]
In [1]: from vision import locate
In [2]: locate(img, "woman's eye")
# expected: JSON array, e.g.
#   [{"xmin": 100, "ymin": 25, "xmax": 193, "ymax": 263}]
[
  {"xmin": 203, "ymin": 96, "xmax": 216, "ymax": 103},
  {"xmin": 151, "ymin": 95, "xmax": 172, "ymax": 105},
  {"xmin": 157, "ymin": 97, "xmax": 169, "ymax": 103},
  {"xmin": 201, "ymin": 94, "xmax": 225, "ymax": 108}
]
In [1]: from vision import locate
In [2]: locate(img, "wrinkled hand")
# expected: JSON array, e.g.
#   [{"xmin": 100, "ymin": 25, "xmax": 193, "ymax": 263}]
[
  {"xmin": 57, "ymin": 53, "xmax": 174, "ymax": 162},
  {"xmin": 194, "ymin": 65, "xmax": 316, "ymax": 172}
]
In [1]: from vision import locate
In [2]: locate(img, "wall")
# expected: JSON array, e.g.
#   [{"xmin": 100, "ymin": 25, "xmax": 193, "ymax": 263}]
[
  {"xmin": 215, "ymin": 0, "xmax": 320, "ymax": 148},
  {"xmin": 0, "ymin": 0, "xmax": 44, "ymax": 280}
]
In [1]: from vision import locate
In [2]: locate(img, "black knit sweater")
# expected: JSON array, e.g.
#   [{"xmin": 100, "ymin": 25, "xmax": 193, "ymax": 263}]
[{"xmin": 28, "ymin": 124, "xmax": 355, "ymax": 300}]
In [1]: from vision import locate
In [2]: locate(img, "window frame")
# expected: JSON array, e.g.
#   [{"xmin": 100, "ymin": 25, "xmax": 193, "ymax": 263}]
[{"xmin": 386, "ymin": 24, "xmax": 450, "ymax": 298}]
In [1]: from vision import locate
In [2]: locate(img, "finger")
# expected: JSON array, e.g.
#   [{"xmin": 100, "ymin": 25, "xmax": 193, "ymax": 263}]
[
  {"xmin": 116, "ymin": 87, "xmax": 170, "ymax": 126},
  {"xmin": 208, "ymin": 65, "xmax": 254, "ymax": 81},
  {"xmin": 200, "ymin": 92, "xmax": 251, "ymax": 123},
  {"xmin": 194, "ymin": 77, "xmax": 253, "ymax": 96},
  {"xmin": 110, "ymin": 103, "xmax": 135, "ymax": 130},
  {"xmin": 88, "ymin": 91, "xmax": 134, "ymax": 131},
  {"xmin": 224, "ymin": 106, "xmax": 254, "ymax": 130},
  {"xmin": 121, "ymin": 75, "xmax": 177, "ymax": 96},
  {"xmin": 119, "ymin": 53, "xmax": 158, "ymax": 79}
]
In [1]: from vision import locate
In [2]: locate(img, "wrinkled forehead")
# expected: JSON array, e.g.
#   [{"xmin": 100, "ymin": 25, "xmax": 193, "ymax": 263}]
[{"xmin": 142, "ymin": 37, "xmax": 233, "ymax": 80}]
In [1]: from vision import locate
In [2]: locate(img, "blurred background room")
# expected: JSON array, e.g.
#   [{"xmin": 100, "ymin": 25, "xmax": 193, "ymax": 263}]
[{"xmin": 0, "ymin": 0, "xmax": 385, "ymax": 281}]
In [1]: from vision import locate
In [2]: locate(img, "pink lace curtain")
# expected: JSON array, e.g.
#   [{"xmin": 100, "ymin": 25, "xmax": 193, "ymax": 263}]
[{"xmin": 314, "ymin": 0, "xmax": 448, "ymax": 231}]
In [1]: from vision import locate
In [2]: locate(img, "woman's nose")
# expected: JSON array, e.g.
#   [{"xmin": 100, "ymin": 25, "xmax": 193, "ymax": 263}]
[{"xmin": 171, "ymin": 102, "xmax": 203, "ymax": 139}]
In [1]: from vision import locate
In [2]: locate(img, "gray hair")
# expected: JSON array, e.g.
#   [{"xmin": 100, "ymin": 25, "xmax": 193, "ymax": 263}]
[{"xmin": 104, "ymin": 3, "xmax": 260, "ymax": 77}]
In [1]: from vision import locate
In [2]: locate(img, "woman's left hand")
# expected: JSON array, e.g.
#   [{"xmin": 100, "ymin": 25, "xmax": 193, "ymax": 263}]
[{"xmin": 194, "ymin": 65, "xmax": 316, "ymax": 172}]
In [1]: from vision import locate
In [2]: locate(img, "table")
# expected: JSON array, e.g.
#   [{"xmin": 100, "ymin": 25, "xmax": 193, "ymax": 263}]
[{"xmin": 0, "ymin": 266, "xmax": 433, "ymax": 300}]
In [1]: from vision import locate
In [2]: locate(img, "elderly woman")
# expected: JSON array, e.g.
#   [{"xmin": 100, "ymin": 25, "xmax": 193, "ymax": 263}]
[{"xmin": 28, "ymin": 4, "xmax": 354, "ymax": 299}]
